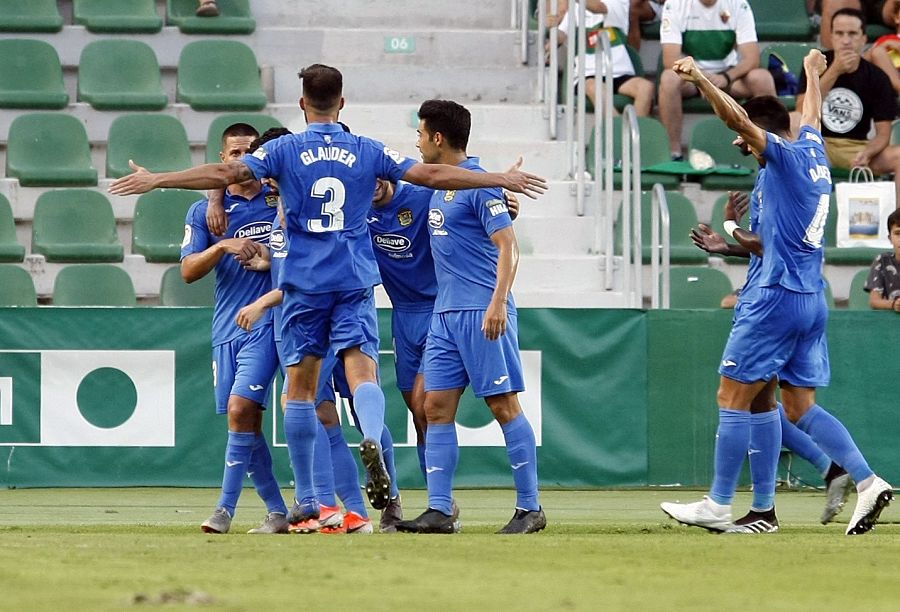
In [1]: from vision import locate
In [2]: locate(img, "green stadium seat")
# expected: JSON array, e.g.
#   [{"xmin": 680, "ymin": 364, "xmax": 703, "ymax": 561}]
[
  {"xmin": 752, "ymin": 0, "xmax": 814, "ymax": 41},
  {"xmin": 53, "ymin": 265, "xmax": 136, "ymax": 307},
  {"xmin": 205, "ymin": 113, "xmax": 283, "ymax": 163},
  {"xmin": 159, "ymin": 265, "xmax": 215, "ymax": 307},
  {"xmin": 6, "ymin": 114, "xmax": 98, "ymax": 187},
  {"xmin": 847, "ymin": 268, "xmax": 872, "ymax": 310},
  {"xmin": 32, "ymin": 190, "xmax": 124, "ymax": 263},
  {"xmin": 760, "ymin": 42, "xmax": 818, "ymax": 112},
  {"xmin": 73, "ymin": 0, "xmax": 163, "ymax": 33},
  {"xmin": 667, "ymin": 266, "xmax": 734, "ymax": 308},
  {"xmin": 106, "ymin": 114, "xmax": 192, "ymax": 179},
  {"xmin": 78, "ymin": 40, "xmax": 167, "ymax": 111},
  {"xmin": 0, "ymin": 40, "xmax": 68, "ymax": 109},
  {"xmin": 616, "ymin": 190, "xmax": 709, "ymax": 264},
  {"xmin": 0, "ymin": 0, "xmax": 63, "ymax": 32},
  {"xmin": 0, "ymin": 194, "xmax": 26, "ymax": 263},
  {"xmin": 890, "ymin": 119, "xmax": 900, "ymax": 146},
  {"xmin": 824, "ymin": 194, "xmax": 883, "ymax": 265},
  {"xmin": 688, "ymin": 118, "xmax": 758, "ymax": 191},
  {"xmin": 177, "ymin": 40, "xmax": 267, "ymax": 111},
  {"xmin": 588, "ymin": 116, "xmax": 681, "ymax": 190},
  {"xmin": 0, "ymin": 266, "xmax": 37, "ymax": 307},
  {"xmin": 823, "ymin": 278, "xmax": 836, "ymax": 309},
  {"xmin": 133, "ymin": 189, "xmax": 201, "ymax": 263},
  {"xmin": 167, "ymin": 0, "xmax": 256, "ymax": 34}
]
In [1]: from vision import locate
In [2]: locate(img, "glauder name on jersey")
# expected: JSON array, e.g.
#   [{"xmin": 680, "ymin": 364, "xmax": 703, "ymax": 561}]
[{"xmin": 299, "ymin": 146, "xmax": 357, "ymax": 167}]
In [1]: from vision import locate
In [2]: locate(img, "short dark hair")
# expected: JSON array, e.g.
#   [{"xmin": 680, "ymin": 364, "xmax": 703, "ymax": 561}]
[
  {"xmin": 248, "ymin": 127, "xmax": 291, "ymax": 154},
  {"xmin": 221, "ymin": 122, "xmax": 259, "ymax": 147},
  {"xmin": 742, "ymin": 96, "xmax": 791, "ymax": 136},
  {"xmin": 888, "ymin": 209, "xmax": 900, "ymax": 233},
  {"xmin": 831, "ymin": 7, "xmax": 866, "ymax": 29},
  {"xmin": 417, "ymin": 99, "xmax": 471, "ymax": 151},
  {"xmin": 298, "ymin": 64, "xmax": 343, "ymax": 111}
]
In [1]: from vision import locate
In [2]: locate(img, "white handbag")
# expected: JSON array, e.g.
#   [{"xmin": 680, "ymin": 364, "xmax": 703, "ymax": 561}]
[{"xmin": 834, "ymin": 166, "xmax": 895, "ymax": 248}]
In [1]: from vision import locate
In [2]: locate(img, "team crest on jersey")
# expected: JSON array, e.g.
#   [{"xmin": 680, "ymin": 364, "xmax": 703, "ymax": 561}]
[
  {"xmin": 265, "ymin": 194, "xmax": 279, "ymax": 208},
  {"xmin": 397, "ymin": 208, "xmax": 413, "ymax": 227},
  {"xmin": 485, "ymin": 198, "xmax": 508, "ymax": 217},
  {"xmin": 181, "ymin": 225, "xmax": 192, "ymax": 248},
  {"xmin": 234, "ymin": 221, "xmax": 273, "ymax": 243},
  {"xmin": 444, "ymin": 190, "xmax": 456, "ymax": 202},
  {"xmin": 269, "ymin": 228, "xmax": 286, "ymax": 251},
  {"xmin": 428, "ymin": 208, "xmax": 447, "ymax": 235}
]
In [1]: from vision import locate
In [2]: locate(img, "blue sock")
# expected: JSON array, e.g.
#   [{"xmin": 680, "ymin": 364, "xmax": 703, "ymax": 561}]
[
  {"xmin": 796, "ymin": 404, "xmax": 874, "ymax": 484},
  {"xmin": 326, "ymin": 424, "xmax": 367, "ymax": 517},
  {"xmin": 749, "ymin": 411, "xmax": 781, "ymax": 511},
  {"xmin": 380, "ymin": 424, "xmax": 400, "ymax": 499},
  {"xmin": 217, "ymin": 430, "xmax": 255, "ymax": 516},
  {"xmin": 313, "ymin": 420, "xmax": 337, "ymax": 507},
  {"xmin": 247, "ymin": 432, "xmax": 287, "ymax": 515},
  {"xmin": 353, "ymin": 382, "xmax": 385, "ymax": 443},
  {"xmin": 425, "ymin": 423, "xmax": 458, "ymax": 515},
  {"xmin": 709, "ymin": 409, "xmax": 751, "ymax": 506},
  {"xmin": 778, "ymin": 403, "xmax": 831, "ymax": 475},
  {"xmin": 416, "ymin": 443, "xmax": 427, "ymax": 484},
  {"xmin": 284, "ymin": 400, "xmax": 318, "ymax": 507},
  {"xmin": 501, "ymin": 414, "xmax": 540, "ymax": 511}
]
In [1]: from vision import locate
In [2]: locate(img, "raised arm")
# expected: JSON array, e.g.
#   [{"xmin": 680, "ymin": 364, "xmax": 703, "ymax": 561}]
[
  {"xmin": 109, "ymin": 160, "xmax": 254, "ymax": 196},
  {"xmin": 799, "ymin": 49, "xmax": 827, "ymax": 131}
]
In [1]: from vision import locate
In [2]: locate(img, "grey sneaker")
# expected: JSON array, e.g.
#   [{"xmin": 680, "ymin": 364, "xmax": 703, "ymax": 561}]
[
  {"xmin": 846, "ymin": 477, "xmax": 894, "ymax": 535},
  {"xmin": 247, "ymin": 512, "xmax": 289, "ymax": 534},
  {"xmin": 821, "ymin": 466, "xmax": 853, "ymax": 524},
  {"xmin": 380, "ymin": 496, "xmax": 403, "ymax": 533},
  {"xmin": 200, "ymin": 507, "xmax": 232, "ymax": 534}
]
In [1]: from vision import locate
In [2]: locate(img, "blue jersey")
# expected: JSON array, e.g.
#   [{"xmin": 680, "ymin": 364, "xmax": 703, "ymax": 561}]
[
  {"xmin": 368, "ymin": 181, "xmax": 437, "ymax": 312},
  {"xmin": 181, "ymin": 188, "xmax": 278, "ymax": 346},
  {"xmin": 737, "ymin": 167, "xmax": 764, "ymax": 306},
  {"xmin": 269, "ymin": 226, "xmax": 287, "ymax": 342},
  {"xmin": 757, "ymin": 126, "xmax": 831, "ymax": 293},
  {"xmin": 428, "ymin": 157, "xmax": 516, "ymax": 313},
  {"xmin": 241, "ymin": 123, "xmax": 416, "ymax": 294}
]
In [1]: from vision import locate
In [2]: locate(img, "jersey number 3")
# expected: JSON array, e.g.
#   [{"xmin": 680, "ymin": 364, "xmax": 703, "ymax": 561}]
[{"xmin": 307, "ymin": 177, "xmax": 346, "ymax": 232}]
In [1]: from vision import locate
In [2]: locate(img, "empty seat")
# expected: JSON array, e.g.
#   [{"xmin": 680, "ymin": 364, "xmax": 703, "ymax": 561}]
[
  {"xmin": 824, "ymin": 194, "xmax": 883, "ymax": 265},
  {"xmin": 616, "ymin": 191, "xmax": 709, "ymax": 264},
  {"xmin": 0, "ymin": 266, "xmax": 37, "ymax": 306},
  {"xmin": 688, "ymin": 118, "xmax": 757, "ymax": 191},
  {"xmin": 0, "ymin": 0, "xmax": 63, "ymax": 32},
  {"xmin": 177, "ymin": 40, "xmax": 267, "ymax": 111},
  {"xmin": 74, "ymin": 0, "xmax": 163, "ymax": 33},
  {"xmin": 667, "ymin": 267, "xmax": 734, "ymax": 309},
  {"xmin": 0, "ymin": 39, "xmax": 68, "ymax": 109},
  {"xmin": 133, "ymin": 189, "xmax": 202, "ymax": 263},
  {"xmin": 0, "ymin": 194, "xmax": 26, "ymax": 263},
  {"xmin": 32, "ymin": 190, "xmax": 124, "ymax": 263},
  {"xmin": 205, "ymin": 113, "xmax": 283, "ymax": 162},
  {"xmin": 847, "ymin": 268, "xmax": 872, "ymax": 310},
  {"xmin": 166, "ymin": 0, "xmax": 255, "ymax": 34},
  {"xmin": 588, "ymin": 116, "xmax": 681, "ymax": 190},
  {"xmin": 753, "ymin": 0, "xmax": 815, "ymax": 41},
  {"xmin": 53, "ymin": 265, "xmax": 136, "ymax": 306},
  {"xmin": 78, "ymin": 40, "xmax": 167, "ymax": 111},
  {"xmin": 6, "ymin": 114, "xmax": 98, "ymax": 187},
  {"xmin": 159, "ymin": 265, "xmax": 215, "ymax": 307},
  {"xmin": 106, "ymin": 114, "xmax": 192, "ymax": 179}
]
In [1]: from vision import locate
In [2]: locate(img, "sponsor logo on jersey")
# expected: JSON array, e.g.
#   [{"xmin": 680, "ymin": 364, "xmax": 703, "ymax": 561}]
[
  {"xmin": 234, "ymin": 221, "xmax": 273, "ymax": 243},
  {"xmin": 374, "ymin": 233, "xmax": 412, "ymax": 253},
  {"xmin": 428, "ymin": 208, "xmax": 446, "ymax": 235},
  {"xmin": 269, "ymin": 228, "xmax": 286, "ymax": 251},
  {"xmin": 398, "ymin": 208, "xmax": 413, "ymax": 227},
  {"xmin": 443, "ymin": 190, "xmax": 456, "ymax": 202},
  {"xmin": 485, "ymin": 198, "xmax": 508, "ymax": 217}
]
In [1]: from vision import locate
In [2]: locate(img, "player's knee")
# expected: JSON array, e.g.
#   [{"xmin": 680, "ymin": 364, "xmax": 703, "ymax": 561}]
[
  {"xmin": 659, "ymin": 69, "xmax": 680, "ymax": 92},
  {"xmin": 746, "ymin": 68, "xmax": 776, "ymax": 95},
  {"xmin": 316, "ymin": 400, "xmax": 340, "ymax": 427},
  {"xmin": 227, "ymin": 397, "xmax": 259, "ymax": 429}
]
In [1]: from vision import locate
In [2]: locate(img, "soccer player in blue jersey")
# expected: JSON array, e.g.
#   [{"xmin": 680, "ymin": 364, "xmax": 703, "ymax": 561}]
[
  {"xmin": 394, "ymin": 100, "xmax": 545, "ymax": 535},
  {"xmin": 178, "ymin": 123, "xmax": 287, "ymax": 534},
  {"xmin": 660, "ymin": 50, "xmax": 893, "ymax": 536},
  {"xmin": 109, "ymin": 64, "xmax": 546, "ymax": 529}
]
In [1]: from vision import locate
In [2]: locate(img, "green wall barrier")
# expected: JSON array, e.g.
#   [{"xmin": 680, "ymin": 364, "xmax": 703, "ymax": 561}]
[{"xmin": 0, "ymin": 308, "xmax": 897, "ymax": 489}]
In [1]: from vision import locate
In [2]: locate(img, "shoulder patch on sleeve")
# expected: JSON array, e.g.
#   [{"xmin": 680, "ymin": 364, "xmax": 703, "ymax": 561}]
[
  {"xmin": 383, "ymin": 146, "xmax": 406, "ymax": 164},
  {"xmin": 251, "ymin": 147, "xmax": 267, "ymax": 160},
  {"xmin": 485, "ymin": 198, "xmax": 508, "ymax": 216},
  {"xmin": 181, "ymin": 224, "xmax": 192, "ymax": 248}
]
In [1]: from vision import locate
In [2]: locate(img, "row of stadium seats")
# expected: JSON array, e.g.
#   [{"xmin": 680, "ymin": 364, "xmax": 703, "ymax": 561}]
[
  {"xmin": 0, "ymin": 189, "xmax": 199, "ymax": 264},
  {"xmin": 4, "ymin": 112, "xmax": 282, "ymax": 186},
  {"xmin": 0, "ymin": 0, "xmax": 255, "ymax": 34},
  {"xmin": 0, "ymin": 264, "xmax": 213, "ymax": 307},
  {"xmin": 0, "ymin": 38, "xmax": 266, "ymax": 111}
]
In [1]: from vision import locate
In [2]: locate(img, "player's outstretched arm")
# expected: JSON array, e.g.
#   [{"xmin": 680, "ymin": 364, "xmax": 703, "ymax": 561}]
[
  {"xmin": 402, "ymin": 162, "xmax": 548, "ymax": 199},
  {"xmin": 672, "ymin": 56, "xmax": 766, "ymax": 156},
  {"xmin": 799, "ymin": 49, "xmax": 827, "ymax": 131},
  {"xmin": 108, "ymin": 160, "xmax": 254, "ymax": 196}
]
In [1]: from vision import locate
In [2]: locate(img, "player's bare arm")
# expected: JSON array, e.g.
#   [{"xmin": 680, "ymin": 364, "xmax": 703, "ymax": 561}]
[
  {"xmin": 483, "ymin": 226, "xmax": 519, "ymax": 341},
  {"xmin": 236, "ymin": 288, "xmax": 283, "ymax": 331},
  {"xmin": 672, "ymin": 56, "xmax": 767, "ymax": 155},
  {"xmin": 206, "ymin": 188, "xmax": 228, "ymax": 236},
  {"xmin": 799, "ymin": 49, "xmax": 827, "ymax": 131},
  {"xmin": 724, "ymin": 190, "xmax": 763, "ymax": 257},
  {"xmin": 108, "ymin": 160, "xmax": 254, "ymax": 196},
  {"xmin": 402, "ymin": 162, "xmax": 548, "ymax": 199},
  {"xmin": 181, "ymin": 238, "xmax": 262, "ymax": 283}
]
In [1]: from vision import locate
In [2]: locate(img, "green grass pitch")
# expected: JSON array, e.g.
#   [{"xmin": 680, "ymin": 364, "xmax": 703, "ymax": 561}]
[{"xmin": 1, "ymin": 488, "xmax": 899, "ymax": 610}]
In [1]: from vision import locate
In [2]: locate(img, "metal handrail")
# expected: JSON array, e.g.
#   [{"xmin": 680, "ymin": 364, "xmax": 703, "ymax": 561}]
[
  {"xmin": 650, "ymin": 183, "xmax": 671, "ymax": 309},
  {"xmin": 619, "ymin": 106, "xmax": 641, "ymax": 303}
]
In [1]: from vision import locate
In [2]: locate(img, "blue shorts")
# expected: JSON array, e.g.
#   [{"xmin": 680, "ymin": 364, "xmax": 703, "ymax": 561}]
[
  {"xmin": 392, "ymin": 308, "xmax": 431, "ymax": 392},
  {"xmin": 212, "ymin": 325, "xmax": 278, "ymax": 414},
  {"xmin": 280, "ymin": 288, "xmax": 380, "ymax": 367},
  {"xmin": 719, "ymin": 286, "xmax": 830, "ymax": 387},
  {"xmin": 424, "ymin": 310, "xmax": 525, "ymax": 398}
]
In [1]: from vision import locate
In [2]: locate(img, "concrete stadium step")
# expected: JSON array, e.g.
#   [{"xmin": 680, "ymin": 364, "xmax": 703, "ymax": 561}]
[{"xmin": 514, "ymin": 216, "xmax": 599, "ymax": 256}]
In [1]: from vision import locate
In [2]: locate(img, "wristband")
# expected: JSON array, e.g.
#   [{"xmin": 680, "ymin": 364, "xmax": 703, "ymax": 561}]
[
  {"xmin": 723, "ymin": 220, "xmax": 739, "ymax": 239},
  {"xmin": 720, "ymin": 71, "xmax": 732, "ymax": 90}
]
